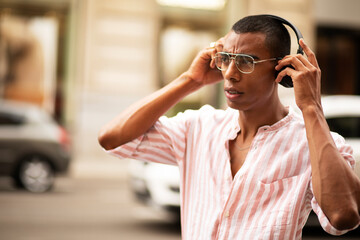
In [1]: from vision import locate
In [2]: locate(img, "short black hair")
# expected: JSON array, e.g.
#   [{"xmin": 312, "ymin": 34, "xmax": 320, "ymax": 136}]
[{"xmin": 231, "ymin": 15, "xmax": 290, "ymax": 58}]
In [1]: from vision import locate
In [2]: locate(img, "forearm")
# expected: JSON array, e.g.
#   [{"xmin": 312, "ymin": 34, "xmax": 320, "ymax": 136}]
[
  {"xmin": 98, "ymin": 73, "xmax": 201, "ymax": 150},
  {"xmin": 302, "ymin": 105, "xmax": 360, "ymax": 229}
]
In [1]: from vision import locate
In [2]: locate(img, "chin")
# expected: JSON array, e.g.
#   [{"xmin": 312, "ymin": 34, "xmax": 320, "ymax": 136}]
[{"xmin": 226, "ymin": 100, "xmax": 248, "ymax": 111}]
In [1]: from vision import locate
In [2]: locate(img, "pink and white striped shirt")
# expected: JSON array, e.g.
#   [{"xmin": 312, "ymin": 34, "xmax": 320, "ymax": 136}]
[{"xmin": 108, "ymin": 105, "xmax": 356, "ymax": 239}]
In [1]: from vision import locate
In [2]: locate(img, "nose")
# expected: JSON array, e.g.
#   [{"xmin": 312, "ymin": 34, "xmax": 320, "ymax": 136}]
[{"xmin": 223, "ymin": 59, "xmax": 241, "ymax": 82}]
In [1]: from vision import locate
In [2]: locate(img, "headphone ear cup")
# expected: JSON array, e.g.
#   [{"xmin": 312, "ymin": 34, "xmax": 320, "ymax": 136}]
[{"xmin": 276, "ymin": 65, "xmax": 294, "ymax": 88}]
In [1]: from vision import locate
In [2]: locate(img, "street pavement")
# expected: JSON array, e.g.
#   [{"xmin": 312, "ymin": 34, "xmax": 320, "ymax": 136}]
[
  {"xmin": 0, "ymin": 158, "xmax": 359, "ymax": 240},
  {"xmin": 0, "ymin": 158, "xmax": 181, "ymax": 240}
]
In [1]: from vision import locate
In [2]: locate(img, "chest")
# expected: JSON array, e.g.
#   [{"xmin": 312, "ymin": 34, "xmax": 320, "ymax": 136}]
[
  {"xmin": 190, "ymin": 127, "xmax": 309, "ymax": 184},
  {"xmin": 182, "ymin": 135, "xmax": 312, "ymax": 239},
  {"xmin": 228, "ymin": 139, "xmax": 251, "ymax": 178}
]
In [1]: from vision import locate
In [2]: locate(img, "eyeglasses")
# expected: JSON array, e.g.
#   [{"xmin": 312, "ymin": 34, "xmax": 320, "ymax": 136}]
[{"xmin": 214, "ymin": 52, "xmax": 280, "ymax": 74}]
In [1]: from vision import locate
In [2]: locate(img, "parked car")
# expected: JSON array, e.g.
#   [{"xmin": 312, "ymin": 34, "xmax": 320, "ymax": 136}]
[
  {"xmin": 128, "ymin": 95, "xmax": 360, "ymax": 214},
  {"xmin": 322, "ymin": 95, "xmax": 360, "ymax": 176},
  {"xmin": 128, "ymin": 160, "xmax": 180, "ymax": 216},
  {"xmin": 0, "ymin": 100, "xmax": 71, "ymax": 193}
]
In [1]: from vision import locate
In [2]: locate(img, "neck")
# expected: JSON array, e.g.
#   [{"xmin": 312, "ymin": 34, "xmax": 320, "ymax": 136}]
[{"xmin": 237, "ymin": 95, "xmax": 288, "ymax": 142}]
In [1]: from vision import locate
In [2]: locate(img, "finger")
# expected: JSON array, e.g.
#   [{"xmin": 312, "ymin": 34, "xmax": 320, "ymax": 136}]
[
  {"xmin": 210, "ymin": 55, "xmax": 217, "ymax": 69},
  {"xmin": 206, "ymin": 49, "xmax": 219, "ymax": 69},
  {"xmin": 207, "ymin": 32, "xmax": 229, "ymax": 68},
  {"xmin": 215, "ymin": 40, "xmax": 224, "ymax": 53},
  {"xmin": 274, "ymin": 67, "xmax": 296, "ymax": 84},
  {"xmin": 208, "ymin": 40, "xmax": 223, "ymax": 69},
  {"xmin": 275, "ymin": 55, "xmax": 306, "ymax": 71},
  {"xmin": 296, "ymin": 54, "xmax": 318, "ymax": 70},
  {"xmin": 206, "ymin": 48, "xmax": 217, "ymax": 68},
  {"xmin": 276, "ymin": 53, "xmax": 318, "ymax": 75},
  {"xmin": 299, "ymin": 39, "xmax": 319, "ymax": 68},
  {"xmin": 206, "ymin": 42, "xmax": 216, "ymax": 52}
]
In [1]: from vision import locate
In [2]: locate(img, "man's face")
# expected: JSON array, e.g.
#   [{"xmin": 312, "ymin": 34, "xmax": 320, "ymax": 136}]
[{"xmin": 221, "ymin": 31, "xmax": 278, "ymax": 111}]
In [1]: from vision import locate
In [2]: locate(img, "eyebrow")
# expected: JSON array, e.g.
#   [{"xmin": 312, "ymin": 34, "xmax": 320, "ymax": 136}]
[
  {"xmin": 249, "ymin": 54, "xmax": 260, "ymax": 60},
  {"xmin": 222, "ymin": 51, "xmax": 260, "ymax": 60}
]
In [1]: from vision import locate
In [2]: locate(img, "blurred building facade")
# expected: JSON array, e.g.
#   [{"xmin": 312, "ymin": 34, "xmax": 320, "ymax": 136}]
[{"xmin": 0, "ymin": 0, "xmax": 359, "ymax": 164}]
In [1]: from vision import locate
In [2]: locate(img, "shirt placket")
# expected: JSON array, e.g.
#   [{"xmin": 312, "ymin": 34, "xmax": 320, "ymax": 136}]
[{"xmin": 215, "ymin": 130, "xmax": 268, "ymax": 239}]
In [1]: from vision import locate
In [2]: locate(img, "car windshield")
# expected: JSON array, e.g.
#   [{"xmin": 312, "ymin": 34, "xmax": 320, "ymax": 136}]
[{"xmin": 0, "ymin": 112, "xmax": 25, "ymax": 125}]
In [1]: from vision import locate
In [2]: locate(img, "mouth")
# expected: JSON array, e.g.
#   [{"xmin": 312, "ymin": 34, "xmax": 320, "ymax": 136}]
[
  {"xmin": 224, "ymin": 88, "xmax": 244, "ymax": 100},
  {"xmin": 226, "ymin": 90, "xmax": 243, "ymax": 94}
]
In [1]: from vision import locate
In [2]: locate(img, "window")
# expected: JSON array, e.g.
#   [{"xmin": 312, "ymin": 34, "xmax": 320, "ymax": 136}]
[
  {"xmin": 326, "ymin": 117, "xmax": 360, "ymax": 138},
  {"xmin": 317, "ymin": 27, "xmax": 360, "ymax": 95}
]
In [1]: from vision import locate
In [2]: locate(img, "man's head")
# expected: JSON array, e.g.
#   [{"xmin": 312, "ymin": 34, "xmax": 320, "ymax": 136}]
[
  {"xmin": 218, "ymin": 15, "xmax": 292, "ymax": 112},
  {"xmin": 231, "ymin": 15, "xmax": 290, "ymax": 58}
]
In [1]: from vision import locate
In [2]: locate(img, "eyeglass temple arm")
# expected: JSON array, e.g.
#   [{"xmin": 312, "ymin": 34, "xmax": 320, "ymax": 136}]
[{"xmin": 254, "ymin": 57, "xmax": 282, "ymax": 63}]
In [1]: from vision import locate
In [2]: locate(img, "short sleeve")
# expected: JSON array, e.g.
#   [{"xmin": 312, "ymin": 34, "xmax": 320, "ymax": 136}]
[
  {"xmin": 105, "ymin": 107, "xmax": 201, "ymax": 166},
  {"xmin": 310, "ymin": 132, "xmax": 358, "ymax": 235}
]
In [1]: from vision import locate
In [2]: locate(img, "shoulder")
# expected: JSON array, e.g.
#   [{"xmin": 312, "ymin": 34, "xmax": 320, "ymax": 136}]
[
  {"xmin": 284, "ymin": 107, "xmax": 306, "ymax": 131},
  {"xmin": 158, "ymin": 105, "xmax": 237, "ymax": 131},
  {"xmin": 172, "ymin": 104, "xmax": 234, "ymax": 121},
  {"xmin": 195, "ymin": 105, "xmax": 238, "ymax": 125}
]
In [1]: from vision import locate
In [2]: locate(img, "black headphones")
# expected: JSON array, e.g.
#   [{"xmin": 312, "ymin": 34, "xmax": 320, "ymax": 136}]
[{"xmin": 258, "ymin": 14, "xmax": 304, "ymax": 88}]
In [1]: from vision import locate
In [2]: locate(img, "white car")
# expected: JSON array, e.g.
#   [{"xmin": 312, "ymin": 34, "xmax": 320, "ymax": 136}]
[
  {"xmin": 128, "ymin": 95, "xmax": 360, "ymax": 213},
  {"xmin": 128, "ymin": 160, "xmax": 180, "ymax": 216},
  {"xmin": 322, "ymin": 95, "xmax": 360, "ymax": 176}
]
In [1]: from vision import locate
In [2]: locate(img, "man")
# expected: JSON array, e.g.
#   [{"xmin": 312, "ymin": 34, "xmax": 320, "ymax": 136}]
[{"xmin": 98, "ymin": 15, "xmax": 360, "ymax": 239}]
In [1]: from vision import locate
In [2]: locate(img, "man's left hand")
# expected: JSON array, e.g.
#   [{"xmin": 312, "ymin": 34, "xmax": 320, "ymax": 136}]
[{"xmin": 275, "ymin": 39, "xmax": 322, "ymax": 112}]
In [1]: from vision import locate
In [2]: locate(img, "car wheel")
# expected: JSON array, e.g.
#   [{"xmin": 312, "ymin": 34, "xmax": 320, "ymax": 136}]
[{"xmin": 17, "ymin": 155, "xmax": 54, "ymax": 193}]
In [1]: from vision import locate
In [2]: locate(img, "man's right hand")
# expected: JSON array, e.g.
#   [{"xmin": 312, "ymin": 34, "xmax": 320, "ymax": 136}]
[
  {"xmin": 185, "ymin": 36, "xmax": 227, "ymax": 87},
  {"xmin": 98, "ymin": 35, "xmax": 228, "ymax": 150}
]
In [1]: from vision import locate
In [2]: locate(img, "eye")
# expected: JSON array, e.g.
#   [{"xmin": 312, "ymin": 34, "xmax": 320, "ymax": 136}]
[
  {"xmin": 220, "ymin": 53, "xmax": 230, "ymax": 63},
  {"xmin": 236, "ymin": 55, "xmax": 253, "ymax": 66}
]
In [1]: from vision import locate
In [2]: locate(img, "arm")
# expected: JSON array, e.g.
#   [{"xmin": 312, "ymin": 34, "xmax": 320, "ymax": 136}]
[
  {"xmin": 98, "ymin": 44, "xmax": 224, "ymax": 150},
  {"xmin": 275, "ymin": 39, "xmax": 360, "ymax": 230}
]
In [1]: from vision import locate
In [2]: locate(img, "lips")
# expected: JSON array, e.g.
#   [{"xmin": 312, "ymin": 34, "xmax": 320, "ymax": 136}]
[
  {"xmin": 224, "ymin": 87, "xmax": 244, "ymax": 101},
  {"xmin": 224, "ymin": 87, "xmax": 244, "ymax": 100},
  {"xmin": 226, "ymin": 90, "xmax": 242, "ymax": 94}
]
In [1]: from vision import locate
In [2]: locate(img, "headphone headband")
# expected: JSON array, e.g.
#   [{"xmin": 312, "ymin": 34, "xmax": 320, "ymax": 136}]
[
  {"xmin": 251, "ymin": 14, "xmax": 304, "ymax": 88},
  {"xmin": 257, "ymin": 14, "xmax": 304, "ymax": 55}
]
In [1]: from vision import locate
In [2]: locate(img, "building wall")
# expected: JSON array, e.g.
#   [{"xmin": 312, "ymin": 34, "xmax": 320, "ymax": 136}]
[
  {"xmin": 73, "ymin": 0, "xmax": 160, "ymax": 161},
  {"xmin": 315, "ymin": 0, "xmax": 360, "ymax": 28},
  {"xmin": 82, "ymin": 0, "xmax": 159, "ymax": 95}
]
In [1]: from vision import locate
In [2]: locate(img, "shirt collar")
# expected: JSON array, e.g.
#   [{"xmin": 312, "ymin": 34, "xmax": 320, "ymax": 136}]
[{"xmin": 227, "ymin": 106, "xmax": 296, "ymax": 138}]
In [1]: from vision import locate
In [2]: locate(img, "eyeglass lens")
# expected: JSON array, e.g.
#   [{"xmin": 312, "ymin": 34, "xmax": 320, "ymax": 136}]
[{"xmin": 215, "ymin": 53, "xmax": 254, "ymax": 73}]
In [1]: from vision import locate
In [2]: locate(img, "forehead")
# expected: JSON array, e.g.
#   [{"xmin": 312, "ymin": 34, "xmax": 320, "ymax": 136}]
[{"xmin": 223, "ymin": 31, "xmax": 270, "ymax": 57}]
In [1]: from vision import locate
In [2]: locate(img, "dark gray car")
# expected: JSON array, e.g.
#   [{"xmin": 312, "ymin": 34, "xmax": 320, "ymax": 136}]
[{"xmin": 0, "ymin": 100, "xmax": 71, "ymax": 192}]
